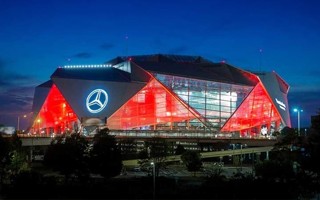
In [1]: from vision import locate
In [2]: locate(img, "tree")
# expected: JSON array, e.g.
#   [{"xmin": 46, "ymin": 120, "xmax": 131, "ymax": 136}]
[
  {"xmin": 304, "ymin": 111, "xmax": 320, "ymax": 173},
  {"xmin": 0, "ymin": 134, "xmax": 29, "ymax": 185},
  {"xmin": 278, "ymin": 126, "xmax": 297, "ymax": 145},
  {"xmin": 139, "ymin": 137, "xmax": 169, "ymax": 176},
  {"xmin": 181, "ymin": 150, "xmax": 203, "ymax": 176},
  {"xmin": 90, "ymin": 128, "xmax": 122, "ymax": 179},
  {"xmin": 44, "ymin": 133, "xmax": 89, "ymax": 181},
  {"xmin": 175, "ymin": 144, "xmax": 186, "ymax": 155},
  {"xmin": 0, "ymin": 135, "xmax": 10, "ymax": 185},
  {"xmin": 7, "ymin": 134, "xmax": 29, "ymax": 176},
  {"xmin": 255, "ymin": 159, "xmax": 295, "ymax": 182}
]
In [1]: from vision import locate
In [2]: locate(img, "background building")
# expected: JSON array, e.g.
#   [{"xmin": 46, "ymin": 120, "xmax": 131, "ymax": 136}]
[{"xmin": 30, "ymin": 54, "xmax": 291, "ymax": 138}]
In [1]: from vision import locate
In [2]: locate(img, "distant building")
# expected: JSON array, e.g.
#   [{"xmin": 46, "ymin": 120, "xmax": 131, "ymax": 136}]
[{"xmin": 30, "ymin": 54, "xmax": 291, "ymax": 137}]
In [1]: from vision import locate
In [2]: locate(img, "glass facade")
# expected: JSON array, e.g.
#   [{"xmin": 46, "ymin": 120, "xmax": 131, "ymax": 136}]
[
  {"xmin": 30, "ymin": 58, "xmax": 287, "ymax": 137},
  {"xmin": 32, "ymin": 84, "xmax": 79, "ymax": 135},
  {"xmin": 107, "ymin": 78, "xmax": 201, "ymax": 130},
  {"xmin": 221, "ymin": 82, "xmax": 282, "ymax": 137},
  {"xmin": 32, "ymin": 73, "xmax": 284, "ymax": 137},
  {"xmin": 155, "ymin": 74, "xmax": 253, "ymax": 130}
]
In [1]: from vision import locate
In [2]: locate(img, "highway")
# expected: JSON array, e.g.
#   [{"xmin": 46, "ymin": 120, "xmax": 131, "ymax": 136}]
[{"xmin": 123, "ymin": 146, "xmax": 273, "ymax": 166}]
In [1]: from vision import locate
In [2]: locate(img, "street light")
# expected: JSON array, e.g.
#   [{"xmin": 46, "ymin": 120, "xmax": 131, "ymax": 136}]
[
  {"xmin": 17, "ymin": 114, "xmax": 27, "ymax": 133},
  {"xmin": 293, "ymin": 108, "xmax": 303, "ymax": 136},
  {"xmin": 150, "ymin": 161, "xmax": 155, "ymax": 200},
  {"xmin": 37, "ymin": 119, "xmax": 41, "ymax": 135}
]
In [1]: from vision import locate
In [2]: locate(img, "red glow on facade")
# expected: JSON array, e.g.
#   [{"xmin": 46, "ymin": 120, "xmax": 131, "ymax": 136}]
[
  {"xmin": 32, "ymin": 84, "xmax": 78, "ymax": 135},
  {"xmin": 107, "ymin": 78, "xmax": 199, "ymax": 130},
  {"xmin": 221, "ymin": 82, "xmax": 281, "ymax": 136}
]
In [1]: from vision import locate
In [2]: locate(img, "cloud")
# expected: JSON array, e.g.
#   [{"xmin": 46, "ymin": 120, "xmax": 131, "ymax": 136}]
[
  {"xmin": 288, "ymin": 90, "xmax": 320, "ymax": 127},
  {"xmin": 0, "ymin": 58, "xmax": 38, "ymax": 89},
  {"xmin": 0, "ymin": 57, "xmax": 38, "ymax": 126},
  {"xmin": 72, "ymin": 52, "xmax": 92, "ymax": 59},
  {"xmin": 290, "ymin": 84, "xmax": 320, "ymax": 93},
  {"xmin": 0, "ymin": 79, "xmax": 10, "ymax": 87},
  {"xmin": 0, "ymin": 86, "xmax": 35, "ymax": 111},
  {"xmin": 0, "ymin": 85, "xmax": 35, "ymax": 126},
  {"xmin": 100, "ymin": 43, "xmax": 114, "ymax": 50}
]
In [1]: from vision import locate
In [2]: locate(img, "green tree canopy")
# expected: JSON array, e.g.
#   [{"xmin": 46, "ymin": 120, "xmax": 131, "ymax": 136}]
[
  {"xmin": 0, "ymin": 134, "xmax": 28, "ymax": 184},
  {"xmin": 181, "ymin": 150, "xmax": 202, "ymax": 176},
  {"xmin": 90, "ymin": 128, "xmax": 122, "ymax": 179},
  {"xmin": 305, "ymin": 111, "xmax": 320, "ymax": 173},
  {"xmin": 175, "ymin": 144, "xmax": 186, "ymax": 155},
  {"xmin": 44, "ymin": 133, "xmax": 89, "ymax": 179},
  {"xmin": 143, "ymin": 137, "xmax": 169, "ymax": 176},
  {"xmin": 0, "ymin": 135, "xmax": 10, "ymax": 165}
]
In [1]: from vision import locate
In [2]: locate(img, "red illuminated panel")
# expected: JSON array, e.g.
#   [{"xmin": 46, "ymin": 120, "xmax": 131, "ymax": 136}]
[
  {"xmin": 221, "ymin": 82, "xmax": 281, "ymax": 133},
  {"xmin": 33, "ymin": 84, "xmax": 78, "ymax": 134},
  {"xmin": 107, "ymin": 78, "xmax": 200, "ymax": 130}
]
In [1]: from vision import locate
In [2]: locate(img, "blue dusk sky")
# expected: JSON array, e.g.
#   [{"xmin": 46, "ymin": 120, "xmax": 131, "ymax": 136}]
[{"xmin": 0, "ymin": 0, "xmax": 319, "ymax": 130}]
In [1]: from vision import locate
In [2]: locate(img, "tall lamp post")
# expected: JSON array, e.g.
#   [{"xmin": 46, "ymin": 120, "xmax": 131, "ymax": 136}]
[
  {"xmin": 293, "ymin": 108, "xmax": 303, "ymax": 136},
  {"xmin": 150, "ymin": 161, "xmax": 155, "ymax": 200},
  {"xmin": 37, "ymin": 119, "xmax": 41, "ymax": 135},
  {"xmin": 17, "ymin": 114, "xmax": 27, "ymax": 133}
]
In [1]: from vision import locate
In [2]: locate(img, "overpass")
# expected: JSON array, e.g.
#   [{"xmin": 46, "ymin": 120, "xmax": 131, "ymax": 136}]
[
  {"xmin": 19, "ymin": 135, "xmax": 277, "ymax": 147},
  {"xmin": 18, "ymin": 135, "xmax": 274, "ymax": 166},
  {"xmin": 123, "ymin": 146, "xmax": 274, "ymax": 166}
]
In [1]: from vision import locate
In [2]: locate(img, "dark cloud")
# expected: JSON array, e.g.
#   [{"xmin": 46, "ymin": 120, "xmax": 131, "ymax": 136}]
[
  {"xmin": 0, "ymin": 86, "xmax": 34, "ymax": 110},
  {"xmin": 289, "ymin": 90, "xmax": 320, "ymax": 102},
  {"xmin": 0, "ymin": 79, "xmax": 10, "ymax": 87},
  {"xmin": 9, "ymin": 73, "xmax": 34, "ymax": 82},
  {"xmin": 100, "ymin": 43, "xmax": 114, "ymax": 50},
  {"xmin": 0, "ymin": 58, "xmax": 38, "ymax": 88},
  {"xmin": 0, "ymin": 57, "xmax": 40, "ymax": 127},
  {"xmin": 72, "ymin": 52, "xmax": 92, "ymax": 59},
  {"xmin": 288, "ymin": 90, "xmax": 320, "ymax": 127}
]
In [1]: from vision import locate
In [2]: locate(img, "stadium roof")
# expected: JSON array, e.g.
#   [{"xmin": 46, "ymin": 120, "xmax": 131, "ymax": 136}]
[
  {"xmin": 108, "ymin": 54, "xmax": 259, "ymax": 86},
  {"xmin": 49, "ymin": 54, "xmax": 259, "ymax": 86},
  {"xmin": 51, "ymin": 66, "xmax": 131, "ymax": 82}
]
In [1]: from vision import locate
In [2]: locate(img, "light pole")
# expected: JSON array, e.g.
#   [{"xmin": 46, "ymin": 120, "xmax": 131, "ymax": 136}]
[
  {"xmin": 293, "ymin": 108, "xmax": 303, "ymax": 136},
  {"xmin": 37, "ymin": 119, "xmax": 41, "ymax": 135},
  {"xmin": 150, "ymin": 161, "xmax": 155, "ymax": 200},
  {"xmin": 17, "ymin": 114, "xmax": 27, "ymax": 133}
]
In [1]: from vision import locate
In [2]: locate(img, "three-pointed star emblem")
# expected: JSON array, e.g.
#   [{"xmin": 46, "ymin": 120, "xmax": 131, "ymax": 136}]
[{"xmin": 86, "ymin": 89, "xmax": 108, "ymax": 113}]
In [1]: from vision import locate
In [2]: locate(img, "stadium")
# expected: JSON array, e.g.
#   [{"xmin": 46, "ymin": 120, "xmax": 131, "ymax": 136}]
[{"xmin": 30, "ymin": 54, "xmax": 291, "ymax": 138}]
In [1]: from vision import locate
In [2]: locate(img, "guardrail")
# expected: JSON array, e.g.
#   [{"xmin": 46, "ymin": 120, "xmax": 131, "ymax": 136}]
[{"xmin": 18, "ymin": 130, "xmax": 277, "ymax": 140}]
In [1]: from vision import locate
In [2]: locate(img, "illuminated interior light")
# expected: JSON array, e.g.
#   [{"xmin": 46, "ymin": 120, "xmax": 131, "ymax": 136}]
[
  {"xmin": 32, "ymin": 84, "xmax": 78, "ymax": 134},
  {"xmin": 62, "ymin": 64, "xmax": 112, "ymax": 69},
  {"xmin": 221, "ymin": 82, "xmax": 281, "ymax": 134},
  {"xmin": 107, "ymin": 78, "xmax": 200, "ymax": 130}
]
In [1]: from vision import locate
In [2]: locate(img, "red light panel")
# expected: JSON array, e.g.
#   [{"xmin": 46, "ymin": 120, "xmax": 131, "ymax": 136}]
[
  {"xmin": 33, "ymin": 84, "xmax": 78, "ymax": 134},
  {"xmin": 221, "ymin": 82, "xmax": 281, "ymax": 134},
  {"xmin": 107, "ymin": 78, "xmax": 199, "ymax": 130}
]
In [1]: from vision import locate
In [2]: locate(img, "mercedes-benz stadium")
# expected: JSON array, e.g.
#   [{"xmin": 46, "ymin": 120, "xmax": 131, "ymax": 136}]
[{"xmin": 30, "ymin": 54, "xmax": 291, "ymax": 138}]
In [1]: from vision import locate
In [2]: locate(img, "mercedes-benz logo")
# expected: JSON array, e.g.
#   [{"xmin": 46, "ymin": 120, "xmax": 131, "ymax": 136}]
[{"xmin": 86, "ymin": 89, "xmax": 108, "ymax": 113}]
